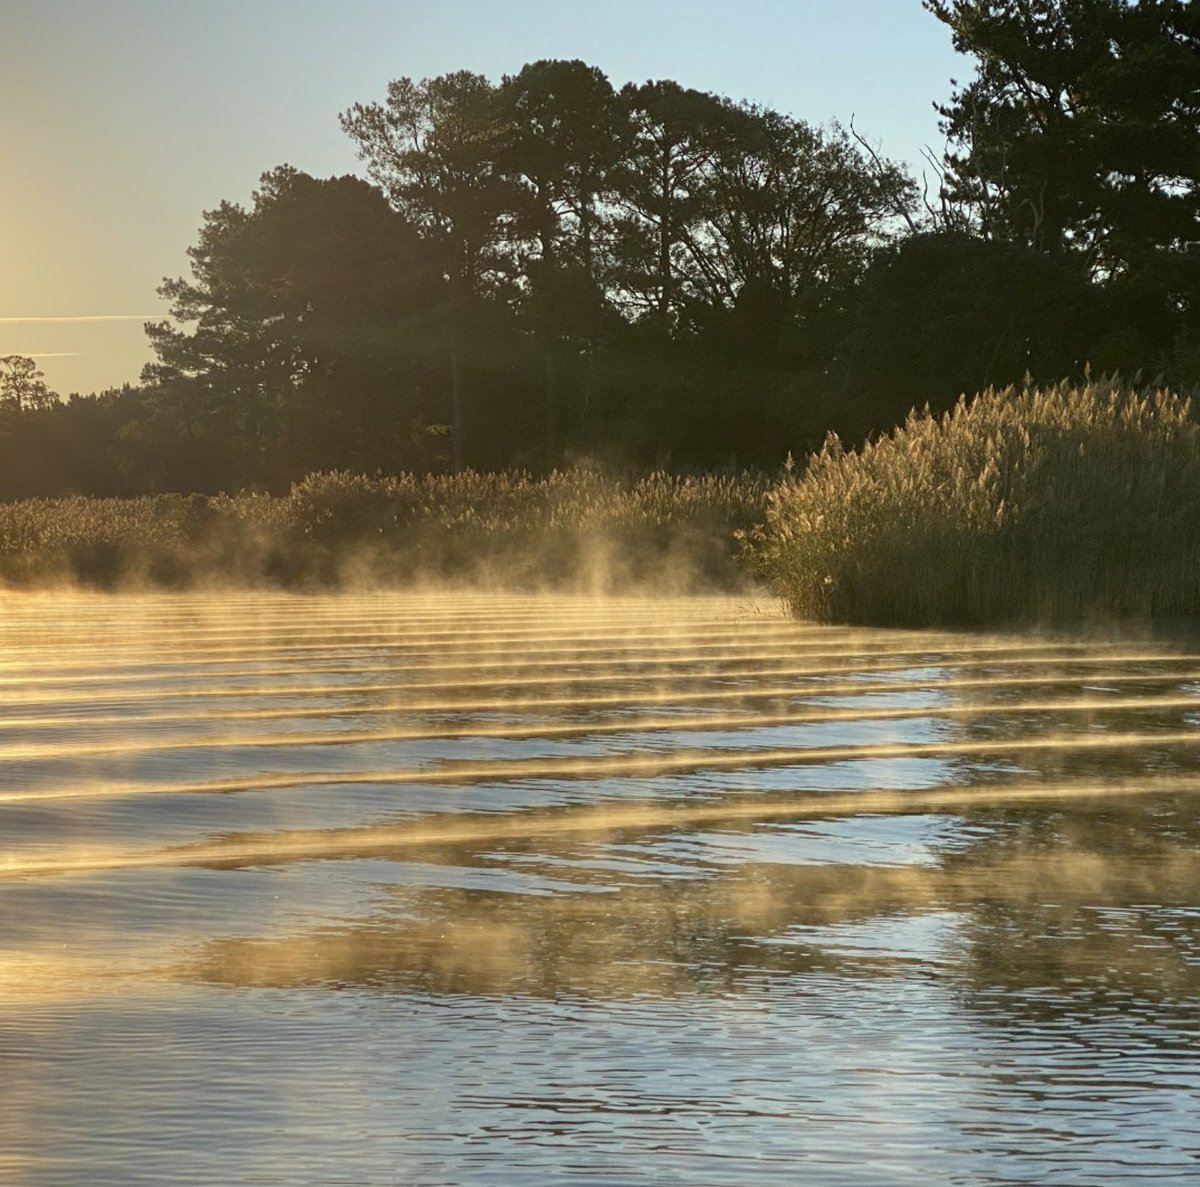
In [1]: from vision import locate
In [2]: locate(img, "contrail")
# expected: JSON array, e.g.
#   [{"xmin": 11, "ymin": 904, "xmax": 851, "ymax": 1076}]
[{"xmin": 0, "ymin": 314, "xmax": 159, "ymax": 323}]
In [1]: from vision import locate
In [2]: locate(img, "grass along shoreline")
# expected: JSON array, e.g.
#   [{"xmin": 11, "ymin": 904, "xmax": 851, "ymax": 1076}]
[{"xmin": 0, "ymin": 469, "xmax": 767, "ymax": 594}]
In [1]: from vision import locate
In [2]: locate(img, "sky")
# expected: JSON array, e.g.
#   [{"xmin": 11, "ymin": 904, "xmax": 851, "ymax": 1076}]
[{"xmin": 2, "ymin": 0, "xmax": 967, "ymax": 397}]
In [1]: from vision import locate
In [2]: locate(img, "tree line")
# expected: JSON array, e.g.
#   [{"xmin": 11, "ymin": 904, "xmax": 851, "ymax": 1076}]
[{"xmin": 3, "ymin": 0, "xmax": 1198, "ymax": 499}]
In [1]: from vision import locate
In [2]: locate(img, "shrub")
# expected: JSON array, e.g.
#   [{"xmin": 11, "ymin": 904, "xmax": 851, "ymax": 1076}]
[{"xmin": 750, "ymin": 381, "xmax": 1200, "ymax": 625}]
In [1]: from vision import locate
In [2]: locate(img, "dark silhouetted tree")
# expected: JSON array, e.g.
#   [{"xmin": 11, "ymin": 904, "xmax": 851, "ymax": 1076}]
[
  {"xmin": 341, "ymin": 73, "xmax": 525, "ymax": 470},
  {"xmin": 140, "ymin": 166, "xmax": 445, "ymax": 490},
  {"xmin": 609, "ymin": 80, "xmax": 736, "ymax": 330},
  {"xmin": 598, "ymin": 86, "xmax": 914, "ymax": 460},
  {"xmin": 928, "ymin": 0, "xmax": 1200, "ymax": 265},
  {"xmin": 686, "ymin": 108, "xmax": 915, "ymax": 364},
  {"xmin": 831, "ymin": 230, "xmax": 1115, "ymax": 436},
  {"xmin": 497, "ymin": 59, "xmax": 626, "ymax": 462},
  {"xmin": 925, "ymin": 0, "xmax": 1200, "ymax": 388},
  {"xmin": 0, "ymin": 355, "xmax": 58, "ymax": 416}
]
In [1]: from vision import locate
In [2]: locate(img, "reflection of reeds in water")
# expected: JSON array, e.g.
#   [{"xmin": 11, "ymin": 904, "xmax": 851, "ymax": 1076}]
[{"xmin": 10, "ymin": 803, "xmax": 1200, "ymax": 1009}]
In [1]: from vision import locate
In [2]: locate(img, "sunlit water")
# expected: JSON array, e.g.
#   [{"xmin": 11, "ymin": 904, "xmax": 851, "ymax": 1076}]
[{"xmin": 2, "ymin": 589, "xmax": 1200, "ymax": 1185}]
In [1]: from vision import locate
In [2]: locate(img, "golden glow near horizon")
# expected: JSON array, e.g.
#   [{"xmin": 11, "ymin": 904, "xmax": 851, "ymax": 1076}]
[{"xmin": 0, "ymin": 316, "xmax": 161, "ymax": 396}]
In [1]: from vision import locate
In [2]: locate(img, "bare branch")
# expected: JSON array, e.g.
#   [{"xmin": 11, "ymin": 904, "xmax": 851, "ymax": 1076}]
[{"xmin": 849, "ymin": 115, "xmax": 919, "ymax": 234}]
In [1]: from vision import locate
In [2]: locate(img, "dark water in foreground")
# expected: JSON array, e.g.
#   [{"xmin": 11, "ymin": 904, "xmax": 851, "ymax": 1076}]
[{"xmin": 2, "ymin": 590, "xmax": 1199, "ymax": 1185}]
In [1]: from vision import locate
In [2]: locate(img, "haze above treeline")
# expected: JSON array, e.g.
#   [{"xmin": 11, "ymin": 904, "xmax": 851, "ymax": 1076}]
[{"xmin": 2, "ymin": 0, "xmax": 1198, "ymax": 499}]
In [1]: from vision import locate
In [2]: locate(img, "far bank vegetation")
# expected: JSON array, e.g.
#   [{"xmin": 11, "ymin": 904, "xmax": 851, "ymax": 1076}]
[
  {"xmin": 9, "ymin": 381, "xmax": 1200, "ymax": 633},
  {"xmin": 0, "ymin": 469, "xmax": 765, "ymax": 594}
]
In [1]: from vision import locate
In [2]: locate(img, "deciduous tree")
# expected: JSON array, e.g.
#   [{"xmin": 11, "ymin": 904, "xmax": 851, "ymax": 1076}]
[{"xmin": 497, "ymin": 59, "xmax": 626, "ymax": 461}]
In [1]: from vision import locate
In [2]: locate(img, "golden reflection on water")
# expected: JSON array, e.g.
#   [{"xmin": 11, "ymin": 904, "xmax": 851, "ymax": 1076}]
[
  {"xmin": 0, "ymin": 947, "xmax": 161, "ymax": 1005},
  {"xmin": 5, "ymin": 729, "xmax": 1200, "ymax": 807},
  {"xmin": 190, "ymin": 828, "xmax": 1200, "ymax": 1000},
  {"xmin": 5, "ymin": 692, "xmax": 1200, "ymax": 763},
  {"xmin": 3, "ymin": 774, "xmax": 1200, "ymax": 881},
  {"xmin": 4, "ymin": 590, "xmax": 1200, "ymax": 1181}
]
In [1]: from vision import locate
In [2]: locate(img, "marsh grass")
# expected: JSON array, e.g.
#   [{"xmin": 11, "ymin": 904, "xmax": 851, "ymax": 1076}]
[
  {"xmin": 0, "ymin": 470, "xmax": 766, "ymax": 592},
  {"xmin": 750, "ymin": 381, "xmax": 1200, "ymax": 625}
]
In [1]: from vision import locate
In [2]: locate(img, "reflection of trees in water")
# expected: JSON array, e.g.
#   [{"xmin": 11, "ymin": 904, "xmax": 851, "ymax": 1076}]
[
  {"xmin": 934, "ymin": 656, "xmax": 1200, "ymax": 1022},
  {"xmin": 937, "ymin": 802, "xmax": 1200, "ymax": 1033},
  {"xmin": 192, "ymin": 798, "xmax": 1200, "ymax": 1022},
  {"xmin": 187, "ymin": 639, "xmax": 1200, "ymax": 1023},
  {"xmin": 929, "ymin": 660, "xmax": 1200, "ymax": 1029},
  {"xmin": 194, "ymin": 861, "xmax": 889, "ymax": 998}
]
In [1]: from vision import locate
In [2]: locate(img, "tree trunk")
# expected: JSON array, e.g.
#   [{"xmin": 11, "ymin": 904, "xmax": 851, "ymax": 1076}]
[
  {"xmin": 544, "ymin": 338, "xmax": 558, "ymax": 468},
  {"xmin": 659, "ymin": 150, "xmax": 673, "ymax": 321},
  {"xmin": 449, "ymin": 341, "xmax": 465, "ymax": 473}
]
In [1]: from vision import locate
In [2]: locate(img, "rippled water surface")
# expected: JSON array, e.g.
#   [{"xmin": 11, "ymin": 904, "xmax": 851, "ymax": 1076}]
[{"xmin": 3, "ymin": 589, "xmax": 1200, "ymax": 1184}]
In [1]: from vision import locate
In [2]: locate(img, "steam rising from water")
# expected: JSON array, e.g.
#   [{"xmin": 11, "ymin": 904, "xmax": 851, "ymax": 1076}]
[
  {"xmin": 5, "ymin": 692, "xmax": 1198, "ymax": 762},
  {"xmin": 3, "ymin": 587, "xmax": 1200, "ymax": 875},
  {"xmin": 3, "ymin": 589, "xmax": 1200, "ymax": 1182}
]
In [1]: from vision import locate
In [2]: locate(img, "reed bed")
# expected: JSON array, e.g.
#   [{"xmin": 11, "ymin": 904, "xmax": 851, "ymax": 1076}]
[
  {"xmin": 0, "ymin": 469, "xmax": 766, "ymax": 591},
  {"xmin": 750, "ymin": 381, "xmax": 1200, "ymax": 625}
]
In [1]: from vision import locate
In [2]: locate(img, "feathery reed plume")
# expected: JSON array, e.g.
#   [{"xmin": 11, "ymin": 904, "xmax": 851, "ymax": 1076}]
[{"xmin": 750, "ymin": 380, "xmax": 1200, "ymax": 625}]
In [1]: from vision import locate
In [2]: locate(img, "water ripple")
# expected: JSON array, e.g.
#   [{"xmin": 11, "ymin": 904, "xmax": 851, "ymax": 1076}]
[{"xmin": 2, "ymin": 590, "xmax": 1200, "ymax": 1184}]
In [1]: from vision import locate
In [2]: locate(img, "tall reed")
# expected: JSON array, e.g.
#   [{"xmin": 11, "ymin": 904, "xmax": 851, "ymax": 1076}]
[
  {"xmin": 750, "ymin": 381, "xmax": 1200, "ymax": 625},
  {"xmin": 0, "ymin": 470, "xmax": 766, "ymax": 591}
]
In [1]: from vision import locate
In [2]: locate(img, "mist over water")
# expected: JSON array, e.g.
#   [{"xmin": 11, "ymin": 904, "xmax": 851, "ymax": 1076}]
[{"xmin": 2, "ymin": 590, "xmax": 1200, "ymax": 1184}]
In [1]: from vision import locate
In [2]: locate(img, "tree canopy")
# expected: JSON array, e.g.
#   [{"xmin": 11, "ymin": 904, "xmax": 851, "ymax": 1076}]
[
  {"xmin": 928, "ymin": 0, "xmax": 1200, "ymax": 265},
  {"xmin": 0, "ymin": 355, "xmax": 58, "ymax": 416},
  {"xmin": 926, "ymin": 0, "xmax": 1200, "ymax": 381},
  {"xmin": 7, "ymin": 27, "xmax": 1200, "ymax": 498}
]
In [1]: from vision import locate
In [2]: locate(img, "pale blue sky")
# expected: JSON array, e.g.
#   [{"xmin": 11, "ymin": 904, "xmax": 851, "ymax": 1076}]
[{"xmin": 2, "ymin": 0, "xmax": 966, "ymax": 395}]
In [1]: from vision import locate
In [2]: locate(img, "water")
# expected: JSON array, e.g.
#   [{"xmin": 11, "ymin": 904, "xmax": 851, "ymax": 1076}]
[{"xmin": 2, "ymin": 589, "xmax": 1200, "ymax": 1185}]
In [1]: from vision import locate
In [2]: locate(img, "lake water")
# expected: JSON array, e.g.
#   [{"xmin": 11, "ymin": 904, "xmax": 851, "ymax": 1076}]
[{"xmin": 2, "ymin": 589, "xmax": 1199, "ymax": 1185}]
